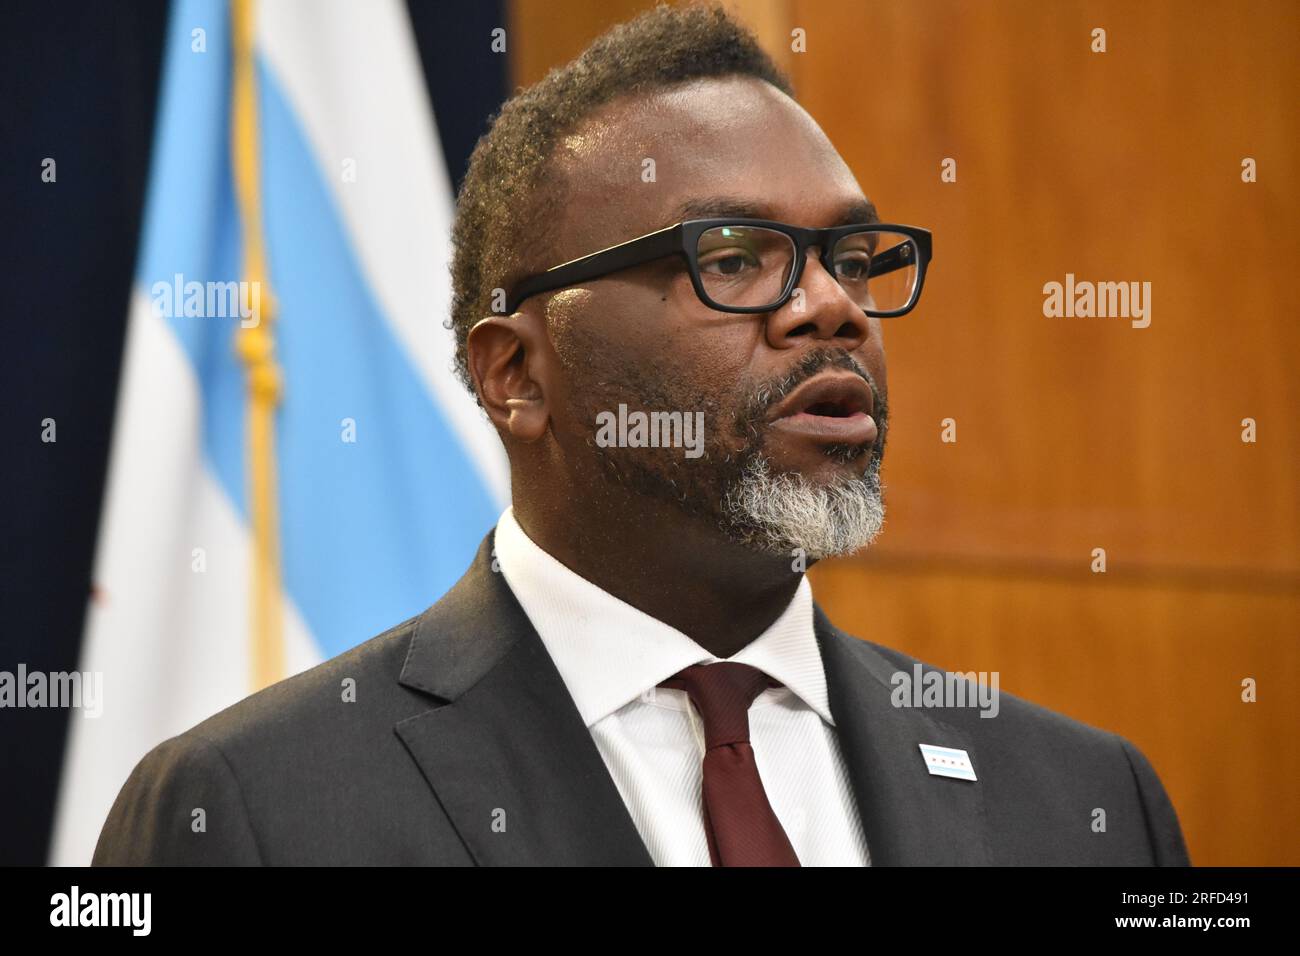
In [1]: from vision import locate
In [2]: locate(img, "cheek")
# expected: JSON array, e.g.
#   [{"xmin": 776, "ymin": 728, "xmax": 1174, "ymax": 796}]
[
  {"xmin": 663, "ymin": 304, "xmax": 765, "ymax": 386},
  {"xmin": 660, "ymin": 330, "xmax": 761, "ymax": 425},
  {"xmin": 558, "ymin": 280, "xmax": 762, "ymax": 417}
]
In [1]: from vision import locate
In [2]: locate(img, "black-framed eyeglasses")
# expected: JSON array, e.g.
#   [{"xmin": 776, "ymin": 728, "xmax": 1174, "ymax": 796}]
[{"xmin": 505, "ymin": 218, "xmax": 932, "ymax": 317}]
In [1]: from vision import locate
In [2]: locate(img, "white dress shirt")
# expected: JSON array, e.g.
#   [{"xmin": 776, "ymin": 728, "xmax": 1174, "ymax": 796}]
[{"xmin": 492, "ymin": 506, "xmax": 871, "ymax": 866}]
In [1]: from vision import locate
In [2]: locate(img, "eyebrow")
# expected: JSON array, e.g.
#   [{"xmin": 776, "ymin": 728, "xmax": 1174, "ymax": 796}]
[{"xmin": 667, "ymin": 194, "xmax": 881, "ymax": 228}]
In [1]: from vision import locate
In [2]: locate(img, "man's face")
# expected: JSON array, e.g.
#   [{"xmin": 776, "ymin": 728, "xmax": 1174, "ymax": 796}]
[{"xmin": 537, "ymin": 76, "xmax": 890, "ymax": 560}]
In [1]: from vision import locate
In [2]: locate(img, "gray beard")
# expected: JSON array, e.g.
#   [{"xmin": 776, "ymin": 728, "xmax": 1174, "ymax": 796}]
[{"xmin": 721, "ymin": 450, "xmax": 886, "ymax": 560}]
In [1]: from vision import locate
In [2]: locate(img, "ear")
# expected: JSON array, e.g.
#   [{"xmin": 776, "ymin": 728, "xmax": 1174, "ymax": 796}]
[{"xmin": 467, "ymin": 310, "xmax": 550, "ymax": 442}]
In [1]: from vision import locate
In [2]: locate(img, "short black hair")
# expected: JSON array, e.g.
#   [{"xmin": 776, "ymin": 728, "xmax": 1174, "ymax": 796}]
[{"xmin": 447, "ymin": 0, "xmax": 795, "ymax": 400}]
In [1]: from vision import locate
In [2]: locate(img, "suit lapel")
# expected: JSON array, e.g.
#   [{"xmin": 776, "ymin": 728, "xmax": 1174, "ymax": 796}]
[
  {"xmin": 815, "ymin": 605, "xmax": 991, "ymax": 865},
  {"xmin": 394, "ymin": 530, "xmax": 654, "ymax": 866}
]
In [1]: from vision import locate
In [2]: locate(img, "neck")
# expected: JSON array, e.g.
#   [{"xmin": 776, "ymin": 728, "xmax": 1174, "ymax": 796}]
[{"xmin": 511, "ymin": 491, "xmax": 806, "ymax": 659}]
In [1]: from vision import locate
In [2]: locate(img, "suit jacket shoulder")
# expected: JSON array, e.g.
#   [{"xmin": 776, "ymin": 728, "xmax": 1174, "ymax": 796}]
[
  {"xmin": 92, "ymin": 612, "xmax": 472, "ymax": 865},
  {"xmin": 93, "ymin": 530, "xmax": 656, "ymax": 867},
  {"xmin": 820, "ymin": 624, "xmax": 1191, "ymax": 866}
]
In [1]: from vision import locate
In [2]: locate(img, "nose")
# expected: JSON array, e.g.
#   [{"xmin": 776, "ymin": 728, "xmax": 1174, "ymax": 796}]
[{"xmin": 764, "ymin": 247, "xmax": 872, "ymax": 350}]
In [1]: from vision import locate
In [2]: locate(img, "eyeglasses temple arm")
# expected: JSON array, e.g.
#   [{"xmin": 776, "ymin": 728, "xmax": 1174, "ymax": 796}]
[
  {"xmin": 867, "ymin": 243, "xmax": 910, "ymax": 278},
  {"xmin": 506, "ymin": 226, "xmax": 683, "ymax": 313}
]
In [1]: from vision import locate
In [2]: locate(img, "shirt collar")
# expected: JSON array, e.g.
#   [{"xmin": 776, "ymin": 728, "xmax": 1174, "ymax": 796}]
[{"xmin": 491, "ymin": 505, "xmax": 835, "ymax": 728}]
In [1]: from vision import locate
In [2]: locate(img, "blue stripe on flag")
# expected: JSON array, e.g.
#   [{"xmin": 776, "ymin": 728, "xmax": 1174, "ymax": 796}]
[{"xmin": 135, "ymin": 0, "xmax": 499, "ymax": 658}]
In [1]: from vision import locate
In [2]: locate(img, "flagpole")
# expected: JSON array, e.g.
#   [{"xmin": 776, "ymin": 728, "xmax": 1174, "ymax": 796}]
[{"xmin": 230, "ymin": 0, "xmax": 284, "ymax": 692}]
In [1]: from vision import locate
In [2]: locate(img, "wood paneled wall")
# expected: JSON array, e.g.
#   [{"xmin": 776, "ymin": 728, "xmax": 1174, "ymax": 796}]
[{"xmin": 508, "ymin": 0, "xmax": 1300, "ymax": 865}]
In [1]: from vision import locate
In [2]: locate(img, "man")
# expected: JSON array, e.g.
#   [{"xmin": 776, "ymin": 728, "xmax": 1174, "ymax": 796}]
[{"xmin": 93, "ymin": 2, "xmax": 1190, "ymax": 866}]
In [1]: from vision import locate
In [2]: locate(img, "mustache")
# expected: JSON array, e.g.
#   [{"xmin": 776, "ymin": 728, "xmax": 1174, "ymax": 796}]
[{"xmin": 735, "ymin": 348, "xmax": 888, "ymax": 443}]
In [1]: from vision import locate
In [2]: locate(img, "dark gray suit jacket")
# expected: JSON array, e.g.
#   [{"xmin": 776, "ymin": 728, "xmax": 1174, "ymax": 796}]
[{"xmin": 92, "ymin": 528, "xmax": 1191, "ymax": 865}]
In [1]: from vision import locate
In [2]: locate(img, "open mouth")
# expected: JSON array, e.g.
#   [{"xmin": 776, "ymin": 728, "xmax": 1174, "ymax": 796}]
[
  {"xmin": 765, "ymin": 370, "xmax": 878, "ymax": 449},
  {"xmin": 767, "ymin": 371, "xmax": 874, "ymax": 422},
  {"xmin": 803, "ymin": 399, "xmax": 862, "ymax": 419}
]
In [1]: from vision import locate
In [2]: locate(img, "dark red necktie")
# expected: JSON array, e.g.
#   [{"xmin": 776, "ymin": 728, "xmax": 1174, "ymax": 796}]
[{"xmin": 658, "ymin": 662, "xmax": 802, "ymax": 867}]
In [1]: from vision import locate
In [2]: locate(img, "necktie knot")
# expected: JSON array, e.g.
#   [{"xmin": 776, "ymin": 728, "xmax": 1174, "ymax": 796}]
[{"xmin": 658, "ymin": 662, "xmax": 781, "ymax": 752}]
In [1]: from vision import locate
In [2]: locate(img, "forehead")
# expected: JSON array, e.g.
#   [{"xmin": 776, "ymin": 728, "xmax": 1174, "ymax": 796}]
[{"xmin": 550, "ymin": 75, "xmax": 870, "ymax": 251}]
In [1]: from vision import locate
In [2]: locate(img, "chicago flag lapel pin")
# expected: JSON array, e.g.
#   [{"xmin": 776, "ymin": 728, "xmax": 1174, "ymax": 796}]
[{"xmin": 919, "ymin": 743, "xmax": 977, "ymax": 781}]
